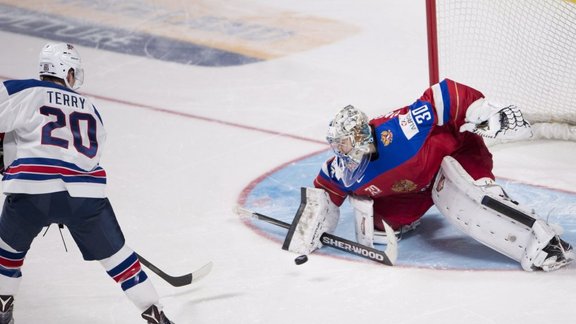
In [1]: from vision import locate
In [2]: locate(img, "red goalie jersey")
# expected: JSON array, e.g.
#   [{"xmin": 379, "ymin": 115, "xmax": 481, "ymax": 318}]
[{"xmin": 314, "ymin": 79, "xmax": 495, "ymax": 230}]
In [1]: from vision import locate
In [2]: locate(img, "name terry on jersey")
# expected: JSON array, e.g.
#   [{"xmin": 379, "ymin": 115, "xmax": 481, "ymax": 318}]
[{"xmin": 46, "ymin": 90, "xmax": 85, "ymax": 110}]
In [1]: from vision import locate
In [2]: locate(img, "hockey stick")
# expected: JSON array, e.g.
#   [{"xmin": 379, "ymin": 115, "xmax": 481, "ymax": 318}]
[
  {"xmin": 136, "ymin": 253, "xmax": 213, "ymax": 287},
  {"xmin": 236, "ymin": 206, "xmax": 395, "ymax": 266}
]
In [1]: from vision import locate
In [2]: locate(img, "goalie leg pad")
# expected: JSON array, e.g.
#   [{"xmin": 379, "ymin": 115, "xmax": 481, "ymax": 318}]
[
  {"xmin": 432, "ymin": 156, "xmax": 571, "ymax": 271},
  {"xmin": 282, "ymin": 187, "xmax": 340, "ymax": 255},
  {"xmin": 349, "ymin": 195, "xmax": 375, "ymax": 248}
]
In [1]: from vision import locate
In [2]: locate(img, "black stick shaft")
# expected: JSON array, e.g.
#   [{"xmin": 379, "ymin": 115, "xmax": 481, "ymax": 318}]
[{"xmin": 136, "ymin": 253, "xmax": 193, "ymax": 287}]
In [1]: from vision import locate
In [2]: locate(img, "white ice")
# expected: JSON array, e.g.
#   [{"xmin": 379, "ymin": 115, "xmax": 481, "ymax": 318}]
[{"xmin": 1, "ymin": 1, "xmax": 576, "ymax": 323}]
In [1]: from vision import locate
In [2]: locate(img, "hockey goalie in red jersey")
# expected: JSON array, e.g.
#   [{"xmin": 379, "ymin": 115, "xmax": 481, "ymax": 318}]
[{"xmin": 284, "ymin": 79, "xmax": 574, "ymax": 272}]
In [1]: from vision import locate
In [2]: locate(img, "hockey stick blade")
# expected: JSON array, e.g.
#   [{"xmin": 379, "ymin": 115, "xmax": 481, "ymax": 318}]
[
  {"xmin": 236, "ymin": 206, "xmax": 394, "ymax": 266},
  {"xmin": 381, "ymin": 220, "xmax": 398, "ymax": 265},
  {"xmin": 137, "ymin": 253, "xmax": 213, "ymax": 287}
]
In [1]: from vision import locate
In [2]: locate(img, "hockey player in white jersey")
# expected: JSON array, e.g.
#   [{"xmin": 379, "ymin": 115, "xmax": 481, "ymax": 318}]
[{"xmin": 0, "ymin": 43, "xmax": 174, "ymax": 324}]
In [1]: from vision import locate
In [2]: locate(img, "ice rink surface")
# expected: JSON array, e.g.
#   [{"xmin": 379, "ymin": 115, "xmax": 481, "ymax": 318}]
[{"xmin": 1, "ymin": 1, "xmax": 576, "ymax": 323}]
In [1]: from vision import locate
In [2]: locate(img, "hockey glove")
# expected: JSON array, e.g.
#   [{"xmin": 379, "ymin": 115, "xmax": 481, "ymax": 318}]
[
  {"xmin": 460, "ymin": 99, "xmax": 533, "ymax": 140},
  {"xmin": 283, "ymin": 187, "xmax": 340, "ymax": 255}
]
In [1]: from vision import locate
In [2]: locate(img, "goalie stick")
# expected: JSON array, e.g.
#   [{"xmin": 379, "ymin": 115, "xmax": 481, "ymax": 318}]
[
  {"xmin": 136, "ymin": 253, "xmax": 213, "ymax": 287},
  {"xmin": 236, "ymin": 206, "xmax": 396, "ymax": 266}
]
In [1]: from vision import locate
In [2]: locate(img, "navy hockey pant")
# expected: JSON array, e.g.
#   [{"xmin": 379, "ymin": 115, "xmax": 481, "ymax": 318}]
[{"xmin": 0, "ymin": 191, "xmax": 125, "ymax": 261}]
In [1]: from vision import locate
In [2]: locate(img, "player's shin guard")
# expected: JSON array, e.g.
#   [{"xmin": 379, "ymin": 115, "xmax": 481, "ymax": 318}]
[
  {"xmin": 100, "ymin": 245, "xmax": 160, "ymax": 311},
  {"xmin": 432, "ymin": 156, "xmax": 573, "ymax": 271},
  {"xmin": 0, "ymin": 237, "xmax": 25, "ymax": 296}
]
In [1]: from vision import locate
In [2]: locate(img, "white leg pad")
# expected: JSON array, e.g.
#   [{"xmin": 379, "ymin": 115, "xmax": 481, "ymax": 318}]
[
  {"xmin": 349, "ymin": 196, "xmax": 399, "ymax": 263},
  {"xmin": 432, "ymin": 156, "xmax": 564, "ymax": 270},
  {"xmin": 350, "ymin": 195, "xmax": 375, "ymax": 248},
  {"xmin": 282, "ymin": 187, "xmax": 340, "ymax": 255}
]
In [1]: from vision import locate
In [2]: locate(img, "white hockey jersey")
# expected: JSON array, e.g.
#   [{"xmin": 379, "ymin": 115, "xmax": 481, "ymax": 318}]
[{"xmin": 0, "ymin": 79, "xmax": 107, "ymax": 198}]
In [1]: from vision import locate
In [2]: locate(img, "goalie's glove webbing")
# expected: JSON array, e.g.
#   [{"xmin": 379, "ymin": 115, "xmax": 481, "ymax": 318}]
[{"xmin": 460, "ymin": 102, "xmax": 533, "ymax": 140}]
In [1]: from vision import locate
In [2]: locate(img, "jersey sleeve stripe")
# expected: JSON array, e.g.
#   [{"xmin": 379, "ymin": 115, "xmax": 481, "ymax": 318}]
[{"xmin": 431, "ymin": 80, "xmax": 452, "ymax": 126}]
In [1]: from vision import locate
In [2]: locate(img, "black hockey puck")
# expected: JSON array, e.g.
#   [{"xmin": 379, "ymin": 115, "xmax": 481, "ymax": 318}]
[{"xmin": 294, "ymin": 255, "xmax": 308, "ymax": 265}]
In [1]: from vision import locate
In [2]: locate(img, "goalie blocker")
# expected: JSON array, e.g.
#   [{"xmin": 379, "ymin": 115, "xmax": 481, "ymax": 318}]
[
  {"xmin": 282, "ymin": 187, "xmax": 340, "ymax": 255},
  {"xmin": 432, "ymin": 156, "xmax": 574, "ymax": 271}
]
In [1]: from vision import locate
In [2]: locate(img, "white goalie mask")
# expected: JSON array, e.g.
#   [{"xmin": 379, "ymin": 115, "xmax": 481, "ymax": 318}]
[
  {"xmin": 39, "ymin": 43, "xmax": 84, "ymax": 90},
  {"xmin": 326, "ymin": 105, "xmax": 374, "ymax": 187}
]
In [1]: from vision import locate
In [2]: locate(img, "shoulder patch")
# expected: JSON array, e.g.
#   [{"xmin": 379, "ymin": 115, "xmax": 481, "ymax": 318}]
[
  {"xmin": 380, "ymin": 130, "xmax": 393, "ymax": 146},
  {"xmin": 398, "ymin": 112, "xmax": 419, "ymax": 140}
]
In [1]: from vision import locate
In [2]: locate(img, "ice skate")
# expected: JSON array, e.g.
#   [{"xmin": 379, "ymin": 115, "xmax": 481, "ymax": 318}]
[
  {"xmin": 0, "ymin": 295, "xmax": 14, "ymax": 324},
  {"xmin": 540, "ymin": 236, "xmax": 575, "ymax": 272},
  {"xmin": 374, "ymin": 219, "xmax": 421, "ymax": 244},
  {"xmin": 141, "ymin": 305, "xmax": 174, "ymax": 324}
]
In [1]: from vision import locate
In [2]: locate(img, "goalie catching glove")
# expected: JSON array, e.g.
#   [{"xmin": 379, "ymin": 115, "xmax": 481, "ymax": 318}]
[{"xmin": 460, "ymin": 98, "xmax": 533, "ymax": 140}]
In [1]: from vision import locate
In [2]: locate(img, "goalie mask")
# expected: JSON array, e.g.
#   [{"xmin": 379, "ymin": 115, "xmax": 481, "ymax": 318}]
[
  {"xmin": 39, "ymin": 43, "xmax": 84, "ymax": 90},
  {"xmin": 327, "ymin": 105, "xmax": 374, "ymax": 187}
]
